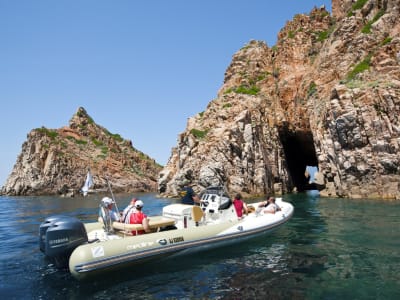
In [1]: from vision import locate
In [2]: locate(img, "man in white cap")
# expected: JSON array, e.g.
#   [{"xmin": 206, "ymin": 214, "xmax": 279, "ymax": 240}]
[
  {"xmin": 101, "ymin": 197, "xmax": 120, "ymax": 222},
  {"xmin": 129, "ymin": 200, "xmax": 150, "ymax": 235}
]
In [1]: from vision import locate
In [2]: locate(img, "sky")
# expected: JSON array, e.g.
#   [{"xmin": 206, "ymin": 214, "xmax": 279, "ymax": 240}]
[{"xmin": 0, "ymin": 0, "xmax": 331, "ymax": 186}]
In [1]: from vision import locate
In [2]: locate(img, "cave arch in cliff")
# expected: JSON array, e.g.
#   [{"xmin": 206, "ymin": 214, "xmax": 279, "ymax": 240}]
[{"xmin": 278, "ymin": 125, "xmax": 319, "ymax": 192}]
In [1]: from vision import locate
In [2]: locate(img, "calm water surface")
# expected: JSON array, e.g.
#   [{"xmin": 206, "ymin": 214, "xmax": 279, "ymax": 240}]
[{"xmin": 0, "ymin": 192, "xmax": 399, "ymax": 299}]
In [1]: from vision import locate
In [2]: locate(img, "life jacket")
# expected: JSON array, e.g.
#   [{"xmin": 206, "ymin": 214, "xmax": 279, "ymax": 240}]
[
  {"xmin": 233, "ymin": 199, "xmax": 244, "ymax": 217},
  {"xmin": 130, "ymin": 211, "xmax": 147, "ymax": 235}
]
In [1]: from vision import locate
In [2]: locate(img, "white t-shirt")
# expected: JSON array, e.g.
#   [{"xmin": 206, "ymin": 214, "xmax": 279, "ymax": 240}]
[
  {"xmin": 264, "ymin": 203, "xmax": 277, "ymax": 213},
  {"xmin": 122, "ymin": 205, "xmax": 137, "ymax": 223},
  {"xmin": 109, "ymin": 210, "xmax": 120, "ymax": 222}
]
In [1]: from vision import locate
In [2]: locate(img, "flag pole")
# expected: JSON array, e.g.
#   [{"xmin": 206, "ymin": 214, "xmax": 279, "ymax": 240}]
[{"xmin": 106, "ymin": 177, "xmax": 120, "ymax": 215}]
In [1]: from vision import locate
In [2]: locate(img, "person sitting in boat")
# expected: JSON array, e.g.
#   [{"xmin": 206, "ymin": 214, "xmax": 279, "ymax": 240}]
[
  {"xmin": 258, "ymin": 196, "xmax": 279, "ymax": 214},
  {"xmin": 232, "ymin": 193, "xmax": 248, "ymax": 219},
  {"xmin": 121, "ymin": 197, "xmax": 137, "ymax": 224},
  {"xmin": 258, "ymin": 196, "xmax": 281, "ymax": 209},
  {"xmin": 129, "ymin": 200, "xmax": 150, "ymax": 235},
  {"xmin": 100, "ymin": 197, "xmax": 121, "ymax": 222},
  {"xmin": 180, "ymin": 184, "xmax": 200, "ymax": 205}
]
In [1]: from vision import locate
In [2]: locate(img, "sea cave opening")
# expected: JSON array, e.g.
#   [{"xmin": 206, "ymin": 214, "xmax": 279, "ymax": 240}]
[{"xmin": 278, "ymin": 125, "xmax": 319, "ymax": 192}]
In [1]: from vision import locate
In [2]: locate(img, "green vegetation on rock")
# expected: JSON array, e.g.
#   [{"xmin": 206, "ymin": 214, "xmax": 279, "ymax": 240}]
[
  {"xmin": 190, "ymin": 128, "xmax": 208, "ymax": 139},
  {"xmin": 235, "ymin": 85, "xmax": 260, "ymax": 95},
  {"xmin": 37, "ymin": 127, "xmax": 58, "ymax": 139},
  {"xmin": 362, "ymin": 9, "xmax": 385, "ymax": 34},
  {"xmin": 223, "ymin": 103, "xmax": 232, "ymax": 109},
  {"xmin": 346, "ymin": 53, "xmax": 372, "ymax": 82},
  {"xmin": 348, "ymin": 0, "xmax": 368, "ymax": 16},
  {"xmin": 380, "ymin": 36, "xmax": 392, "ymax": 46},
  {"xmin": 307, "ymin": 81, "xmax": 317, "ymax": 97}
]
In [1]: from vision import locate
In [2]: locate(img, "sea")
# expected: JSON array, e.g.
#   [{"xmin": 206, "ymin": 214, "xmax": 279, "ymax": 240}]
[{"xmin": 0, "ymin": 191, "xmax": 399, "ymax": 300}]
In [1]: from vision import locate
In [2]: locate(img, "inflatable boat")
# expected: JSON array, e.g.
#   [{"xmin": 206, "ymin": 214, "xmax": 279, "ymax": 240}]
[{"xmin": 39, "ymin": 187, "xmax": 294, "ymax": 280}]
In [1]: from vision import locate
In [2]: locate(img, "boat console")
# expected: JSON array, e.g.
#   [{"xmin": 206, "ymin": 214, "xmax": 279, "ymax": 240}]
[
  {"xmin": 162, "ymin": 204, "xmax": 200, "ymax": 228},
  {"xmin": 199, "ymin": 186, "xmax": 232, "ymax": 212}
]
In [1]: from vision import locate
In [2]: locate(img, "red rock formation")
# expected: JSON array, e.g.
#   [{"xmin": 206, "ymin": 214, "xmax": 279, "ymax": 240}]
[{"xmin": 160, "ymin": 0, "xmax": 400, "ymax": 199}]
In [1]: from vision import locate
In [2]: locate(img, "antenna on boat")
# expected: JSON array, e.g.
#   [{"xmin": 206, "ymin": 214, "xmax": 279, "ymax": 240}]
[{"xmin": 105, "ymin": 177, "xmax": 120, "ymax": 216}]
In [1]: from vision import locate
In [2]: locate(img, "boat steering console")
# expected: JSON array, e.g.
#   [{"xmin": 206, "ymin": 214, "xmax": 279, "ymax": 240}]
[{"xmin": 199, "ymin": 186, "xmax": 232, "ymax": 213}]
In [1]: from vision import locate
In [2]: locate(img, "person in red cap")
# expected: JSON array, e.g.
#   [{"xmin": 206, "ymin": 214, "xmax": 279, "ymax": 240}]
[{"xmin": 129, "ymin": 200, "xmax": 150, "ymax": 235}]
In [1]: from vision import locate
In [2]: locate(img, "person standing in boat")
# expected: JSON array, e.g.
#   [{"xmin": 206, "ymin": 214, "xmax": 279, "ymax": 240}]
[
  {"xmin": 100, "ymin": 197, "xmax": 121, "ymax": 225},
  {"xmin": 121, "ymin": 197, "xmax": 137, "ymax": 224},
  {"xmin": 129, "ymin": 200, "xmax": 150, "ymax": 235},
  {"xmin": 180, "ymin": 183, "xmax": 200, "ymax": 205},
  {"xmin": 233, "ymin": 193, "xmax": 248, "ymax": 219}
]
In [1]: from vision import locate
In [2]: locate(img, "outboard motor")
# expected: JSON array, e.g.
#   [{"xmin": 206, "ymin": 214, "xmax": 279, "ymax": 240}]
[{"xmin": 39, "ymin": 215, "xmax": 88, "ymax": 268}]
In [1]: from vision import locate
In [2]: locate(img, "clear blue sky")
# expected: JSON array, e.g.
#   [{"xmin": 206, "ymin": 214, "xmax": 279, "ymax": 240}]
[{"xmin": 0, "ymin": 0, "xmax": 331, "ymax": 186}]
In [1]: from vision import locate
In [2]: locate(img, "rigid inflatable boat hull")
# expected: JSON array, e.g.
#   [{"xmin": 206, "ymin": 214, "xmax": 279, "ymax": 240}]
[{"xmin": 69, "ymin": 208, "xmax": 293, "ymax": 280}]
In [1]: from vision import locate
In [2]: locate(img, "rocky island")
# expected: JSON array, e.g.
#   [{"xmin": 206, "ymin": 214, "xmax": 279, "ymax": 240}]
[{"xmin": 1, "ymin": 107, "xmax": 162, "ymax": 196}]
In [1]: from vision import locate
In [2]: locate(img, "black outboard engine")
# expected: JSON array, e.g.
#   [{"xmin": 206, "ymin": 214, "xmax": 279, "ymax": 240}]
[{"xmin": 39, "ymin": 215, "xmax": 88, "ymax": 268}]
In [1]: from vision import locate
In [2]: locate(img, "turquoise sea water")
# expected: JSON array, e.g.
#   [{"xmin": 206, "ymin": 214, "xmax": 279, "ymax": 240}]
[{"xmin": 0, "ymin": 192, "xmax": 399, "ymax": 299}]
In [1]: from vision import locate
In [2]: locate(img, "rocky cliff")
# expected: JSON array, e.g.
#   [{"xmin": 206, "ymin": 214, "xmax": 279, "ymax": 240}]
[
  {"xmin": 159, "ymin": 0, "xmax": 400, "ymax": 199},
  {"xmin": 1, "ymin": 107, "xmax": 162, "ymax": 196}
]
